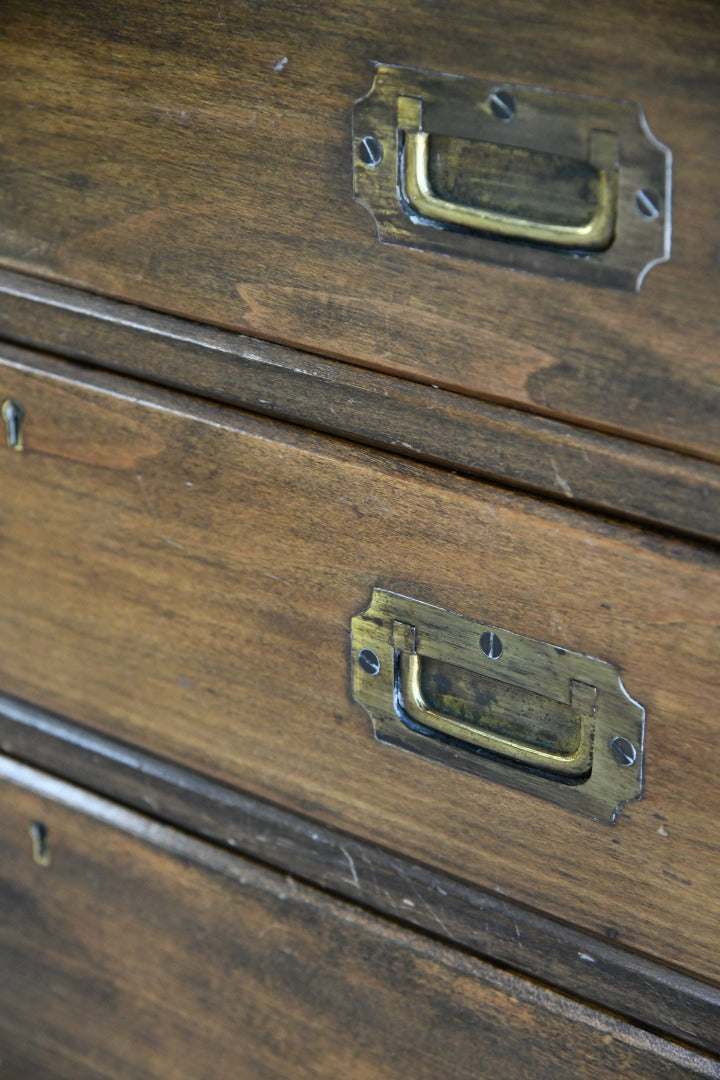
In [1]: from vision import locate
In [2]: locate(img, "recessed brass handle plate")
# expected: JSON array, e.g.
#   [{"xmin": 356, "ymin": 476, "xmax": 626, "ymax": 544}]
[
  {"xmin": 353, "ymin": 64, "xmax": 671, "ymax": 290},
  {"xmin": 351, "ymin": 589, "xmax": 645, "ymax": 822},
  {"xmin": 400, "ymin": 96, "xmax": 619, "ymax": 251}
]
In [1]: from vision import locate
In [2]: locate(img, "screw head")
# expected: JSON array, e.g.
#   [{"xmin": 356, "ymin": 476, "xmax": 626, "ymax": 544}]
[
  {"xmin": 357, "ymin": 134, "xmax": 383, "ymax": 168},
  {"xmin": 489, "ymin": 89, "xmax": 516, "ymax": 122},
  {"xmin": 635, "ymin": 188, "xmax": 662, "ymax": 220},
  {"xmin": 358, "ymin": 648, "xmax": 381, "ymax": 676},
  {"xmin": 480, "ymin": 631, "xmax": 503, "ymax": 660},
  {"xmin": 610, "ymin": 736, "xmax": 638, "ymax": 767}
]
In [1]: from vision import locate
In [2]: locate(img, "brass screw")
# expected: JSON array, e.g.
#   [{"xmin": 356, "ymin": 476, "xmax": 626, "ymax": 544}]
[
  {"xmin": 358, "ymin": 135, "xmax": 383, "ymax": 168},
  {"xmin": 610, "ymin": 736, "xmax": 637, "ymax": 767},
  {"xmin": 358, "ymin": 648, "xmax": 381, "ymax": 675},
  {"xmin": 489, "ymin": 89, "xmax": 516, "ymax": 122},
  {"xmin": 635, "ymin": 189, "xmax": 661, "ymax": 220},
  {"xmin": 480, "ymin": 631, "xmax": 503, "ymax": 660}
]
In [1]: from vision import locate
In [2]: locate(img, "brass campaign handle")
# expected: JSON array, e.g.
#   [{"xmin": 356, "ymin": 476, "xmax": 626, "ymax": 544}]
[
  {"xmin": 351, "ymin": 589, "xmax": 645, "ymax": 822},
  {"xmin": 393, "ymin": 623, "xmax": 593, "ymax": 778},
  {"xmin": 399, "ymin": 95, "xmax": 618, "ymax": 251}
]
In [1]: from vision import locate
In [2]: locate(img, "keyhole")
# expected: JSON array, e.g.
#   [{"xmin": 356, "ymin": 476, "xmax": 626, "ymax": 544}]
[
  {"xmin": 2, "ymin": 399, "xmax": 24, "ymax": 451},
  {"xmin": 29, "ymin": 821, "xmax": 51, "ymax": 867}
]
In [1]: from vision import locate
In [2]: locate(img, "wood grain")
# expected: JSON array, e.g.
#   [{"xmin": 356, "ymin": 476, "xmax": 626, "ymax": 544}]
[
  {"xmin": 0, "ymin": 1, "xmax": 718, "ymax": 459},
  {"xmin": 0, "ymin": 345, "xmax": 719, "ymax": 987},
  {"xmin": 1, "ymin": 690, "xmax": 718, "ymax": 1057},
  {"xmin": 1, "ymin": 756, "xmax": 718, "ymax": 1079},
  {"xmin": 1, "ymin": 269, "xmax": 718, "ymax": 543}
]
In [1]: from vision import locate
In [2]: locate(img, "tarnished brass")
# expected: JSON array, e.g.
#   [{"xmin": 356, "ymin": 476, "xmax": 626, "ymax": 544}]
[
  {"xmin": 398, "ymin": 649, "xmax": 594, "ymax": 776},
  {"xmin": 351, "ymin": 589, "xmax": 645, "ymax": 822},
  {"xmin": 353, "ymin": 65, "xmax": 671, "ymax": 290},
  {"xmin": 400, "ymin": 96, "xmax": 618, "ymax": 251}
]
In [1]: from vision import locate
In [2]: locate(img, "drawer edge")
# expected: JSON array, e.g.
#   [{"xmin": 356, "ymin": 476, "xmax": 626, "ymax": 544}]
[
  {"xmin": 1, "ymin": 269, "xmax": 718, "ymax": 543},
  {"xmin": 0, "ymin": 690, "xmax": 717, "ymax": 1060}
]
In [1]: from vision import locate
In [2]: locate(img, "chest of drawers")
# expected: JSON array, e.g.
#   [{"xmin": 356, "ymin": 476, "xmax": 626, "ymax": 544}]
[{"xmin": 1, "ymin": 2, "xmax": 719, "ymax": 1075}]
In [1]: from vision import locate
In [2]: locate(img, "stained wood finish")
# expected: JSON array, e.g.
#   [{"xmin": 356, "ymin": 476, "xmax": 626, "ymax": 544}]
[
  {"xmin": 1, "ymin": 691, "xmax": 718, "ymax": 1057},
  {"xmin": 1, "ymin": 269, "xmax": 719, "ymax": 543},
  {"xmin": 1, "ymin": 757, "xmax": 718, "ymax": 1080},
  {"xmin": 1, "ymin": 345, "xmax": 719, "ymax": 987},
  {"xmin": 1, "ymin": 1, "xmax": 718, "ymax": 459}
]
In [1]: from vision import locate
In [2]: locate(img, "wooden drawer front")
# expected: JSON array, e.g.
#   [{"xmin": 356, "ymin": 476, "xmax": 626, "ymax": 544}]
[
  {"xmin": 1, "ymin": 1, "xmax": 719, "ymax": 461},
  {"xmin": 1, "ymin": 344, "xmax": 719, "ymax": 986},
  {"xmin": 1, "ymin": 756, "xmax": 716, "ymax": 1080}
]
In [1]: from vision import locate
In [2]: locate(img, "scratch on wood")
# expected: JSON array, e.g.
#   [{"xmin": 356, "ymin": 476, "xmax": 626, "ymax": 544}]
[
  {"xmin": 257, "ymin": 922, "xmax": 285, "ymax": 940},
  {"xmin": 340, "ymin": 846, "xmax": 360, "ymax": 889},
  {"xmin": 410, "ymin": 883, "xmax": 451, "ymax": 937},
  {"xmin": 549, "ymin": 455, "xmax": 573, "ymax": 498},
  {"xmin": 259, "ymin": 570, "xmax": 295, "ymax": 588},
  {"xmin": 137, "ymin": 473, "xmax": 184, "ymax": 549}
]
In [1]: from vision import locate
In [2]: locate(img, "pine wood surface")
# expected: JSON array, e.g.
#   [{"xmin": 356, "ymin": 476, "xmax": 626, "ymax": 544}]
[
  {"xmin": 1, "ymin": 269, "xmax": 719, "ymax": 544},
  {"xmin": 2, "ymin": 691, "xmax": 719, "ymax": 1057},
  {"xmin": 1, "ymin": 0, "xmax": 719, "ymax": 460},
  {"xmin": 1, "ymin": 757, "xmax": 718, "ymax": 1080},
  {"xmin": 1, "ymin": 344, "xmax": 719, "ymax": 988}
]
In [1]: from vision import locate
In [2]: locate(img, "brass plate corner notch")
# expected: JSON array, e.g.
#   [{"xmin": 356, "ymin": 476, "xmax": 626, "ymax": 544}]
[
  {"xmin": 352, "ymin": 64, "xmax": 671, "ymax": 290},
  {"xmin": 351, "ymin": 589, "xmax": 645, "ymax": 823}
]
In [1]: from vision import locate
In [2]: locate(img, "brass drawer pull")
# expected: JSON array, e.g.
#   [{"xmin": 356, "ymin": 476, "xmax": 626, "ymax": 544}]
[
  {"xmin": 394, "ymin": 625, "xmax": 593, "ymax": 778},
  {"xmin": 351, "ymin": 589, "xmax": 645, "ymax": 822},
  {"xmin": 399, "ymin": 95, "xmax": 618, "ymax": 251},
  {"xmin": 353, "ymin": 64, "xmax": 671, "ymax": 290}
]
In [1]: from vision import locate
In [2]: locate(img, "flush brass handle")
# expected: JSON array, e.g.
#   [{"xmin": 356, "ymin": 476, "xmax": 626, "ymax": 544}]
[
  {"xmin": 353, "ymin": 65, "xmax": 671, "ymax": 290},
  {"xmin": 351, "ymin": 589, "xmax": 645, "ymax": 822},
  {"xmin": 394, "ymin": 630, "xmax": 593, "ymax": 778},
  {"xmin": 400, "ymin": 96, "xmax": 618, "ymax": 251}
]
